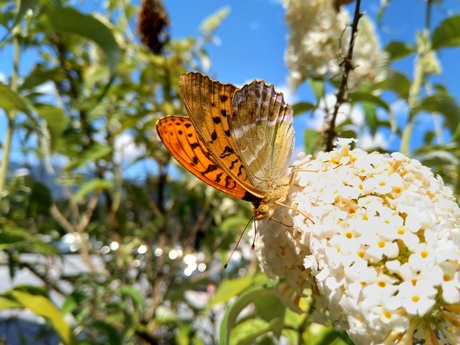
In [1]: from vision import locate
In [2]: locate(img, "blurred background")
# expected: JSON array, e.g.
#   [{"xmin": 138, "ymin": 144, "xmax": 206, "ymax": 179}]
[{"xmin": 0, "ymin": 0, "xmax": 459, "ymax": 344}]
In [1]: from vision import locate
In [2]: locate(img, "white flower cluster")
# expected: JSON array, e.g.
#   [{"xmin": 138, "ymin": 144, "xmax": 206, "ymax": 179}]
[
  {"xmin": 255, "ymin": 140, "xmax": 460, "ymax": 344},
  {"xmin": 283, "ymin": 0, "xmax": 386, "ymax": 90}
]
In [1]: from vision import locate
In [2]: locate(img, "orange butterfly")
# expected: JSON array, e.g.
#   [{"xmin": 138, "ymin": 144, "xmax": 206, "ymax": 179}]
[{"xmin": 156, "ymin": 72, "xmax": 294, "ymax": 220}]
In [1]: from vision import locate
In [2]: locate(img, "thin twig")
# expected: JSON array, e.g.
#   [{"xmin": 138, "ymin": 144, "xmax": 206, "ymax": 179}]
[{"xmin": 324, "ymin": 0, "xmax": 363, "ymax": 152}]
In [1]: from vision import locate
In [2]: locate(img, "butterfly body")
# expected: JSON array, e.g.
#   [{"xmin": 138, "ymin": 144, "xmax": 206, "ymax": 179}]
[{"xmin": 156, "ymin": 72, "xmax": 294, "ymax": 220}]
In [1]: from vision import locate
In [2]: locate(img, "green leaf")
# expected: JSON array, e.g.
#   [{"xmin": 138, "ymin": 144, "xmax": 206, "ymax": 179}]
[
  {"xmin": 19, "ymin": 66, "xmax": 63, "ymax": 91},
  {"xmin": 40, "ymin": 6, "xmax": 121, "ymax": 75},
  {"xmin": 384, "ymin": 41, "xmax": 415, "ymax": 61},
  {"xmin": 27, "ymin": 181, "xmax": 52, "ymax": 217},
  {"xmin": 432, "ymin": 15, "xmax": 460, "ymax": 50},
  {"xmin": 229, "ymin": 318, "xmax": 273, "ymax": 345},
  {"xmin": 292, "ymin": 102, "xmax": 315, "ymax": 117},
  {"xmin": 219, "ymin": 282, "xmax": 274, "ymax": 345},
  {"xmin": 91, "ymin": 320, "xmax": 123, "ymax": 345},
  {"xmin": 68, "ymin": 143, "xmax": 112, "ymax": 170},
  {"xmin": 72, "ymin": 178, "xmax": 113, "ymax": 204},
  {"xmin": 209, "ymin": 274, "xmax": 267, "ymax": 309},
  {"xmin": 349, "ymin": 91, "xmax": 391, "ymax": 113},
  {"xmin": 362, "ymin": 102, "xmax": 378, "ymax": 136},
  {"xmin": 308, "ymin": 78, "xmax": 325, "ymax": 104},
  {"xmin": 413, "ymin": 95, "xmax": 460, "ymax": 134},
  {"xmin": 373, "ymin": 71, "xmax": 411, "ymax": 99},
  {"xmin": 36, "ymin": 104, "xmax": 69, "ymax": 151},
  {"xmin": 0, "ymin": 296, "xmax": 23, "ymax": 309},
  {"xmin": 0, "ymin": 228, "xmax": 30, "ymax": 249},
  {"xmin": 0, "ymin": 81, "xmax": 31, "ymax": 116},
  {"xmin": 303, "ymin": 129, "xmax": 322, "ymax": 156},
  {"xmin": 62, "ymin": 288, "xmax": 88, "ymax": 315},
  {"xmin": 10, "ymin": 290, "xmax": 78, "ymax": 345}
]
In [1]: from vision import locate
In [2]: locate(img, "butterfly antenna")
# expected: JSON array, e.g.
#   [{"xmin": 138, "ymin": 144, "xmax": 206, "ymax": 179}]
[
  {"xmin": 224, "ymin": 216, "xmax": 254, "ymax": 269},
  {"xmin": 251, "ymin": 220, "xmax": 257, "ymax": 250}
]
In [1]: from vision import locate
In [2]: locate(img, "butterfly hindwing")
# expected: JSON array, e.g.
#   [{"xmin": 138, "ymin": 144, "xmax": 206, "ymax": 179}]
[
  {"xmin": 230, "ymin": 80, "xmax": 294, "ymax": 194},
  {"xmin": 156, "ymin": 116, "xmax": 251, "ymax": 200}
]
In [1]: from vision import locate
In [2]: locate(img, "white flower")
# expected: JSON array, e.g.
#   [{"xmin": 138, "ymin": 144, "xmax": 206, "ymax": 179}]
[
  {"xmin": 283, "ymin": 0, "xmax": 386, "ymax": 90},
  {"xmin": 254, "ymin": 141, "xmax": 460, "ymax": 344}
]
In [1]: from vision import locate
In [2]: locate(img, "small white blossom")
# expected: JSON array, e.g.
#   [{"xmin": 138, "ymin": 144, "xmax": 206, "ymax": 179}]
[
  {"xmin": 254, "ymin": 141, "xmax": 460, "ymax": 344},
  {"xmin": 283, "ymin": 0, "xmax": 386, "ymax": 90}
]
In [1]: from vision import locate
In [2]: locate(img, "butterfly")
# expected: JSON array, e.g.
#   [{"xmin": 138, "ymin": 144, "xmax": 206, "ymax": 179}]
[{"xmin": 156, "ymin": 72, "xmax": 294, "ymax": 220}]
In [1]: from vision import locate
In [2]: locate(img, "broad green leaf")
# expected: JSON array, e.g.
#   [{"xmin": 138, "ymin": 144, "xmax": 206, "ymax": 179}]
[
  {"xmin": 36, "ymin": 104, "xmax": 69, "ymax": 151},
  {"xmin": 0, "ymin": 82, "xmax": 31, "ymax": 116},
  {"xmin": 292, "ymin": 102, "xmax": 315, "ymax": 117},
  {"xmin": 68, "ymin": 143, "xmax": 112, "ymax": 170},
  {"xmin": 27, "ymin": 181, "xmax": 52, "ymax": 217},
  {"xmin": 0, "ymin": 228, "xmax": 30, "ymax": 249},
  {"xmin": 432, "ymin": 15, "xmax": 460, "ymax": 50},
  {"xmin": 362, "ymin": 102, "xmax": 378, "ymax": 136},
  {"xmin": 303, "ymin": 129, "xmax": 322, "ymax": 156},
  {"xmin": 413, "ymin": 95, "xmax": 460, "ymax": 134},
  {"xmin": 91, "ymin": 320, "xmax": 123, "ymax": 345},
  {"xmin": 0, "ymin": 296, "xmax": 22, "ymax": 309},
  {"xmin": 10, "ymin": 290, "xmax": 78, "ymax": 345},
  {"xmin": 209, "ymin": 274, "xmax": 267, "ymax": 309},
  {"xmin": 40, "ymin": 6, "xmax": 121, "ymax": 75},
  {"xmin": 373, "ymin": 71, "xmax": 411, "ymax": 99},
  {"xmin": 62, "ymin": 288, "xmax": 89, "ymax": 315},
  {"xmin": 229, "ymin": 318, "xmax": 271, "ymax": 345},
  {"xmin": 219, "ymin": 216, "xmax": 249, "ymax": 234},
  {"xmin": 19, "ymin": 66, "xmax": 63, "ymax": 91},
  {"xmin": 219, "ymin": 282, "xmax": 275, "ymax": 345},
  {"xmin": 384, "ymin": 41, "xmax": 415, "ymax": 61},
  {"xmin": 72, "ymin": 178, "xmax": 113, "ymax": 204},
  {"xmin": 349, "ymin": 91, "xmax": 391, "ymax": 113},
  {"xmin": 308, "ymin": 78, "xmax": 325, "ymax": 104},
  {"xmin": 254, "ymin": 289, "xmax": 285, "ymax": 322}
]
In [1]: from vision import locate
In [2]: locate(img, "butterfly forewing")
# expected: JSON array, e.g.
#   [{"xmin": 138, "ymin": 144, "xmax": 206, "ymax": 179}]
[
  {"xmin": 230, "ymin": 80, "xmax": 294, "ymax": 195},
  {"xmin": 156, "ymin": 116, "xmax": 251, "ymax": 200},
  {"xmin": 179, "ymin": 72, "xmax": 253, "ymax": 190}
]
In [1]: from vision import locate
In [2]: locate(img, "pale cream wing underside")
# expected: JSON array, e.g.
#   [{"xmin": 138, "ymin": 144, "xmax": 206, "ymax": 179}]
[{"xmin": 230, "ymin": 80, "xmax": 294, "ymax": 195}]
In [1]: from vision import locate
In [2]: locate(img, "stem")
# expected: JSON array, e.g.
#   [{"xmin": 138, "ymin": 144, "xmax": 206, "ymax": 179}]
[
  {"xmin": 0, "ymin": 13, "xmax": 22, "ymax": 197},
  {"xmin": 324, "ymin": 0, "xmax": 362, "ymax": 152}
]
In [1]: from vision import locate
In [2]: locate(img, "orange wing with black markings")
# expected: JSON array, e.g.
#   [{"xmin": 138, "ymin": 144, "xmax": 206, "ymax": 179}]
[{"xmin": 156, "ymin": 116, "xmax": 256, "ymax": 201}]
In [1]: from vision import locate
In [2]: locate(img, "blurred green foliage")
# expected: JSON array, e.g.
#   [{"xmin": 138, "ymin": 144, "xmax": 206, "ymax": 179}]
[{"xmin": 0, "ymin": 0, "xmax": 459, "ymax": 344}]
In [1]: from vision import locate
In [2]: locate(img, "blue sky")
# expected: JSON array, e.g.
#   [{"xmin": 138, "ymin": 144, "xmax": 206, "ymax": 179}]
[{"xmin": 1, "ymin": 0, "xmax": 460, "ymax": 174}]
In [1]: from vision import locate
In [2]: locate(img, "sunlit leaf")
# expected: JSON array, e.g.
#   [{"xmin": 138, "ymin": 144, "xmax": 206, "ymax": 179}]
[
  {"xmin": 0, "ymin": 82, "xmax": 31, "ymax": 116},
  {"xmin": 413, "ymin": 95, "xmax": 460, "ymax": 135},
  {"xmin": 384, "ymin": 41, "xmax": 415, "ymax": 61},
  {"xmin": 292, "ymin": 102, "xmax": 315, "ymax": 117},
  {"xmin": 303, "ymin": 129, "xmax": 322, "ymax": 156},
  {"xmin": 373, "ymin": 71, "xmax": 411, "ymax": 99},
  {"xmin": 432, "ymin": 15, "xmax": 460, "ymax": 50},
  {"xmin": 10, "ymin": 290, "xmax": 78, "ymax": 345},
  {"xmin": 40, "ymin": 6, "xmax": 121, "ymax": 75},
  {"xmin": 209, "ymin": 274, "xmax": 268, "ymax": 309},
  {"xmin": 68, "ymin": 143, "xmax": 112, "ymax": 170},
  {"xmin": 308, "ymin": 78, "xmax": 325, "ymax": 104},
  {"xmin": 219, "ymin": 281, "xmax": 275, "ymax": 345},
  {"xmin": 36, "ymin": 104, "xmax": 69, "ymax": 152},
  {"xmin": 72, "ymin": 178, "xmax": 113, "ymax": 204}
]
